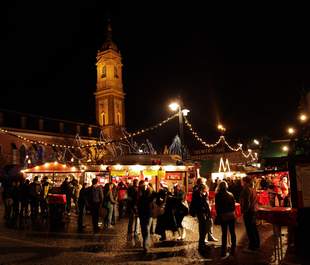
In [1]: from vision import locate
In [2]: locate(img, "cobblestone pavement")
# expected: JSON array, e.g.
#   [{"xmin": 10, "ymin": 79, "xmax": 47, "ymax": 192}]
[{"xmin": 0, "ymin": 206, "xmax": 301, "ymax": 265}]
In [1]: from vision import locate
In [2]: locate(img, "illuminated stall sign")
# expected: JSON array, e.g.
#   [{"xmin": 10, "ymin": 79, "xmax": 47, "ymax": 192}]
[
  {"xmin": 165, "ymin": 172, "xmax": 182, "ymax": 180},
  {"xmin": 111, "ymin": 170, "xmax": 127, "ymax": 176}
]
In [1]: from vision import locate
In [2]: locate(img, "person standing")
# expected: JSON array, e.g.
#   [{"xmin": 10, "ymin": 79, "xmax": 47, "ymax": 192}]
[
  {"xmin": 29, "ymin": 176, "xmax": 42, "ymax": 224},
  {"xmin": 89, "ymin": 178, "xmax": 103, "ymax": 233},
  {"xmin": 103, "ymin": 183, "xmax": 117, "ymax": 229},
  {"xmin": 215, "ymin": 181, "xmax": 237, "ymax": 258},
  {"xmin": 127, "ymin": 179, "xmax": 139, "ymax": 240},
  {"xmin": 192, "ymin": 178, "xmax": 217, "ymax": 243},
  {"xmin": 280, "ymin": 176, "xmax": 290, "ymax": 207},
  {"xmin": 240, "ymin": 176, "xmax": 260, "ymax": 251},
  {"xmin": 77, "ymin": 183, "xmax": 87, "ymax": 232},
  {"xmin": 173, "ymin": 183, "xmax": 187, "ymax": 240},
  {"xmin": 20, "ymin": 179, "xmax": 31, "ymax": 225},
  {"xmin": 195, "ymin": 184, "xmax": 212, "ymax": 252},
  {"xmin": 117, "ymin": 181, "xmax": 127, "ymax": 219},
  {"xmin": 41, "ymin": 176, "xmax": 50, "ymax": 221},
  {"xmin": 60, "ymin": 177, "xmax": 71, "ymax": 214},
  {"xmin": 137, "ymin": 180, "xmax": 155, "ymax": 253}
]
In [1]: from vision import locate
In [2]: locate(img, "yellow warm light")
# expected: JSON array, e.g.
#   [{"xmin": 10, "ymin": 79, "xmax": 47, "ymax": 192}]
[
  {"xmin": 71, "ymin": 166, "xmax": 76, "ymax": 171},
  {"xmin": 182, "ymin": 109, "xmax": 190, "ymax": 116},
  {"xmin": 54, "ymin": 161, "xmax": 58, "ymax": 165},
  {"xmin": 287, "ymin": 127, "xmax": 295, "ymax": 135},
  {"xmin": 62, "ymin": 165, "xmax": 67, "ymax": 168},
  {"xmin": 130, "ymin": 165, "xmax": 145, "ymax": 171},
  {"xmin": 300, "ymin": 113, "xmax": 308, "ymax": 122},
  {"xmin": 151, "ymin": 165, "xmax": 160, "ymax": 171},
  {"xmin": 253, "ymin": 139, "xmax": 260, "ymax": 145},
  {"xmin": 178, "ymin": 165, "xmax": 186, "ymax": 170},
  {"xmin": 217, "ymin": 124, "xmax": 226, "ymax": 132},
  {"xmin": 114, "ymin": 164, "xmax": 123, "ymax": 170},
  {"xmin": 35, "ymin": 166, "xmax": 39, "ymax": 170},
  {"xmin": 44, "ymin": 163, "xmax": 49, "ymax": 168},
  {"xmin": 282, "ymin": 145, "xmax": 289, "ymax": 152},
  {"xmin": 100, "ymin": 164, "xmax": 107, "ymax": 170},
  {"xmin": 164, "ymin": 165, "xmax": 176, "ymax": 171},
  {"xmin": 169, "ymin": 102, "xmax": 179, "ymax": 111}
]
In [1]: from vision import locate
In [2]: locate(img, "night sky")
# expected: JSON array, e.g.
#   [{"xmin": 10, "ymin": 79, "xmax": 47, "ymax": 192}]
[{"xmin": 1, "ymin": 1, "xmax": 309, "ymax": 150}]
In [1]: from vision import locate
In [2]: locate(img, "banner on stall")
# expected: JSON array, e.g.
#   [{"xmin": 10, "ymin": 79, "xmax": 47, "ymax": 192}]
[{"xmin": 111, "ymin": 170, "xmax": 127, "ymax": 176}]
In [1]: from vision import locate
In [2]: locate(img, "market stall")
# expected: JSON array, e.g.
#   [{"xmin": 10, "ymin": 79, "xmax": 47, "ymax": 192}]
[
  {"xmin": 21, "ymin": 162, "xmax": 82, "ymax": 187},
  {"xmin": 83, "ymin": 165, "xmax": 110, "ymax": 186},
  {"xmin": 248, "ymin": 170, "xmax": 291, "ymax": 207},
  {"xmin": 109, "ymin": 164, "xmax": 194, "ymax": 192}
]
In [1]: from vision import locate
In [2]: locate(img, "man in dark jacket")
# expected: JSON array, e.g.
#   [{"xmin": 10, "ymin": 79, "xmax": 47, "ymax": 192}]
[
  {"xmin": 127, "ymin": 179, "xmax": 139, "ymax": 240},
  {"xmin": 30, "ymin": 176, "xmax": 42, "ymax": 223},
  {"xmin": 195, "ymin": 184, "xmax": 212, "ymax": 251},
  {"xmin": 89, "ymin": 178, "xmax": 103, "ymax": 233},
  {"xmin": 192, "ymin": 178, "xmax": 218, "ymax": 243},
  {"xmin": 240, "ymin": 176, "xmax": 260, "ymax": 251},
  {"xmin": 137, "ymin": 180, "xmax": 155, "ymax": 253}
]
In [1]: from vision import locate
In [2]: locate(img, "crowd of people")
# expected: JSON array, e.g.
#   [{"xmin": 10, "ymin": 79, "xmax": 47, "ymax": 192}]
[
  {"xmin": 190, "ymin": 175, "xmax": 261, "ymax": 258},
  {"xmin": 1, "ymin": 172, "xmax": 288, "ymax": 258},
  {"xmin": 78, "ymin": 178, "xmax": 191, "ymax": 253},
  {"xmin": 1, "ymin": 174, "xmax": 80, "ymax": 228}
]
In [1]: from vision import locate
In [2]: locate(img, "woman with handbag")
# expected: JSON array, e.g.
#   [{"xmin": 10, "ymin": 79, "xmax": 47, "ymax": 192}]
[{"xmin": 215, "ymin": 181, "xmax": 236, "ymax": 258}]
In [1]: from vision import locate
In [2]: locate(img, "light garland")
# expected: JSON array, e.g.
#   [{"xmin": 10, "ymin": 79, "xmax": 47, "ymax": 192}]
[
  {"xmin": 184, "ymin": 117, "xmax": 257, "ymax": 160},
  {"xmin": 0, "ymin": 113, "xmax": 178, "ymax": 149}
]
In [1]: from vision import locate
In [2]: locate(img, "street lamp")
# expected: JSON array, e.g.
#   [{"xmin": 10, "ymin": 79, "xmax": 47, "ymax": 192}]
[
  {"xmin": 217, "ymin": 123, "xmax": 226, "ymax": 134},
  {"xmin": 299, "ymin": 113, "xmax": 308, "ymax": 123},
  {"xmin": 253, "ymin": 139, "xmax": 260, "ymax": 145},
  {"xmin": 169, "ymin": 101, "xmax": 188, "ymax": 160},
  {"xmin": 282, "ymin": 145, "xmax": 289, "ymax": 152},
  {"xmin": 287, "ymin": 127, "xmax": 296, "ymax": 135}
]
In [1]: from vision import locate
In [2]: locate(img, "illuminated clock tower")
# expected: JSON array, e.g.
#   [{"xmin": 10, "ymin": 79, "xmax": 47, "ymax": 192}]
[{"xmin": 95, "ymin": 21, "xmax": 125, "ymax": 139}]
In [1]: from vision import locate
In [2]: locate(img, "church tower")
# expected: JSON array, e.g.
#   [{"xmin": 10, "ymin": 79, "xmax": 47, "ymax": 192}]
[{"xmin": 95, "ymin": 21, "xmax": 125, "ymax": 139}]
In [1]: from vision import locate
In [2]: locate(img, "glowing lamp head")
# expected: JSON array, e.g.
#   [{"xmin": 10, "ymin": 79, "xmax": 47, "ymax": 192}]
[
  {"xmin": 169, "ymin": 102, "xmax": 180, "ymax": 111},
  {"xmin": 217, "ymin": 124, "xmax": 226, "ymax": 132},
  {"xmin": 299, "ymin": 113, "xmax": 308, "ymax": 122},
  {"xmin": 287, "ymin": 127, "xmax": 295, "ymax": 135},
  {"xmin": 282, "ymin": 145, "xmax": 289, "ymax": 152},
  {"xmin": 182, "ymin": 109, "xmax": 190, "ymax": 116},
  {"xmin": 253, "ymin": 139, "xmax": 260, "ymax": 145}
]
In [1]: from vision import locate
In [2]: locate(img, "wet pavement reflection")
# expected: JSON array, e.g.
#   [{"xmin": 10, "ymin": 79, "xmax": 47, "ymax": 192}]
[{"xmin": 0, "ymin": 206, "xmax": 293, "ymax": 265}]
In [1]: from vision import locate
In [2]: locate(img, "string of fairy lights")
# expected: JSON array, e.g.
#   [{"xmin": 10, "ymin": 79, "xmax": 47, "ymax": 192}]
[
  {"xmin": 0, "ymin": 112, "xmax": 257, "ymax": 161},
  {"xmin": 184, "ymin": 117, "xmax": 257, "ymax": 160},
  {"xmin": 0, "ymin": 113, "xmax": 178, "ymax": 149}
]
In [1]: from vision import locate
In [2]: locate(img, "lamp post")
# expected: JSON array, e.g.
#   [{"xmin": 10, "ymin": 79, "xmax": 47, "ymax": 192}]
[{"xmin": 169, "ymin": 102, "xmax": 189, "ymax": 160}]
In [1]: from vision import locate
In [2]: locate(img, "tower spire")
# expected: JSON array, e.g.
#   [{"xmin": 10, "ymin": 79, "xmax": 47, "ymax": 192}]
[
  {"xmin": 102, "ymin": 19, "xmax": 118, "ymax": 52},
  {"xmin": 106, "ymin": 19, "xmax": 112, "ymax": 41}
]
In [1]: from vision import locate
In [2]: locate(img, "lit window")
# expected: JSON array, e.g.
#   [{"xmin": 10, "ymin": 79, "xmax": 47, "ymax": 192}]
[
  {"xmin": 101, "ymin": 112, "xmax": 106, "ymax": 125},
  {"xmin": 101, "ymin": 65, "xmax": 106, "ymax": 78},
  {"xmin": 114, "ymin": 66, "xmax": 118, "ymax": 78},
  {"xmin": 117, "ymin": 112, "xmax": 121, "ymax": 125}
]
